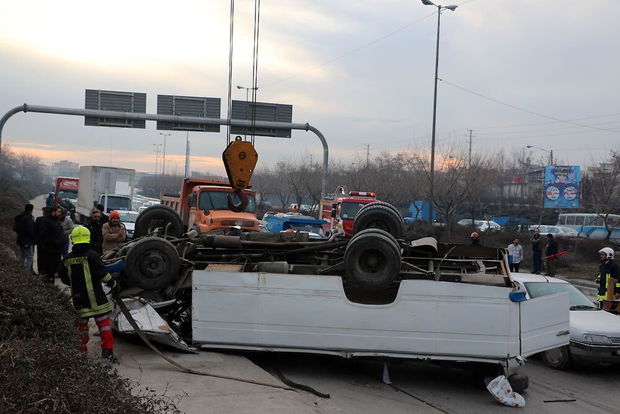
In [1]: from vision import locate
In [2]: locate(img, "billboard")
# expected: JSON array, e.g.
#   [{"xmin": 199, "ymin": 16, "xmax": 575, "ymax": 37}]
[{"xmin": 544, "ymin": 165, "xmax": 580, "ymax": 209}]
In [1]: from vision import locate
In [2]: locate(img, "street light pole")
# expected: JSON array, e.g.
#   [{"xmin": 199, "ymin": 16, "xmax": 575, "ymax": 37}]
[
  {"xmin": 152, "ymin": 143, "xmax": 162, "ymax": 176},
  {"xmin": 421, "ymin": 0, "xmax": 457, "ymax": 223},
  {"xmin": 159, "ymin": 132, "xmax": 171, "ymax": 175},
  {"xmin": 526, "ymin": 145, "xmax": 554, "ymax": 166}
]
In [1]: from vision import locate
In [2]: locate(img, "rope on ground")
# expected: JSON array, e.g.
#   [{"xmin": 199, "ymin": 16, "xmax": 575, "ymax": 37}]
[
  {"xmin": 272, "ymin": 364, "xmax": 330, "ymax": 399},
  {"xmin": 113, "ymin": 294, "xmax": 294, "ymax": 392}
]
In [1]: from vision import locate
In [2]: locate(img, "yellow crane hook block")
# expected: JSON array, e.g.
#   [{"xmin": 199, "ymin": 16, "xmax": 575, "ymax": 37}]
[{"xmin": 222, "ymin": 136, "xmax": 258, "ymax": 212}]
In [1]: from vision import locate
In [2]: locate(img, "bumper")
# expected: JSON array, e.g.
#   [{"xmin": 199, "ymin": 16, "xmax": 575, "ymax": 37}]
[{"xmin": 570, "ymin": 341, "xmax": 620, "ymax": 364}]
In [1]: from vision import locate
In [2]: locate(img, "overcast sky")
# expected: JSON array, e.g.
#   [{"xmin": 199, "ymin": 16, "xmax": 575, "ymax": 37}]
[{"xmin": 1, "ymin": 0, "xmax": 619, "ymax": 175}]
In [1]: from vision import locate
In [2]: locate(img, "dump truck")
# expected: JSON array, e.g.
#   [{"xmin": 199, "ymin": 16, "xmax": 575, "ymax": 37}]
[
  {"xmin": 153, "ymin": 178, "xmax": 260, "ymax": 236},
  {"xmin": 106, "ymin": 202, "xmax": 569, "ymax": 392}
]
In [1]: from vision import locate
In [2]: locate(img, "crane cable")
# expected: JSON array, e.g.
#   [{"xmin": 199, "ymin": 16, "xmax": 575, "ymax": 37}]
[
  {"xmin": 250, "ymin": 0, "xmax": 261, "ymax": 145},
  {"xmin": 226, "ymin": 0, "xmax": 235, "ymax": 145}
]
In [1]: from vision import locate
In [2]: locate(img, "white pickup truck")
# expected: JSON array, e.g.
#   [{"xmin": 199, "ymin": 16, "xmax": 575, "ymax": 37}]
[{"xmin": 111, "ymin": 208, "xmax": 569, "ymax": 393}]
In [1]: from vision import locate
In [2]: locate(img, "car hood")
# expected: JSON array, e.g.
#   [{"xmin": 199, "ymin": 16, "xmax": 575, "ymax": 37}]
[
  {"xmin": 570, "ymin": 309, "xmax": 620, "ymax": 337},
  {"xmin": 124, "ymin": 222, "xmax": 135, "ymax": 231}
]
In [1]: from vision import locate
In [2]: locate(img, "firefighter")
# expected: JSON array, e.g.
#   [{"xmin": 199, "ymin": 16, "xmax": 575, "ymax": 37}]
[
  {"xmin": 596, "ymin": 247, "xmax": 620, "ymax": 307},
  {"xmin": 59, "ymin": 225, "xmax": 118, "ymax": 361}
]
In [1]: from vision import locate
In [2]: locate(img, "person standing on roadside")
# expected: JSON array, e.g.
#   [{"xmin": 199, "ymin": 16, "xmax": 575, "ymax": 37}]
[
  {"xmin": 45, "ymin": 192, "xmax": 56, "ymax": 208},
  {"xmin": 36, "ymin": 206, "xmax": 66, "ymax": 283},
  {"xmin": 102, "ymin": 210, "xmax": 126, "ymax": 252},
  {"xmin": 507, "ymin": 238, "xmax": 524, "ymax": 272},
  {"xmin": 59, "ymin": 226, "xmax": 118, "ymax": 362},
  {"xmin": 530, "ymin": 228, "xmax": 543, "ymax": 274},
  {"xmin": 86, "ymin": 209, "xmax": 104, "ymax": 255},
  {"xmin": 96, "ymin": 204, "xmax": 109, "ymax": 224},
  {"xmin": 59, "ymin": 208, "xmax": 75, "ymax": 258},
  {"xmin": 545, "ymin": 233, "xmax": 558, "ymax": 276},
  {"xmin": 470, "ymin": 232, "xmax": 481, "ymax": 246},
  {"xmin": 13, "ymin": 203, "xmax": 35, "ymax": 270}
]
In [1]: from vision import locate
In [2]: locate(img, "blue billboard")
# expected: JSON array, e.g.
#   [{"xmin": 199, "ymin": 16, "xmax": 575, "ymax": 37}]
[{"xmin": 544, "ymin": 165, "xmax": 580, "ymax": 209}]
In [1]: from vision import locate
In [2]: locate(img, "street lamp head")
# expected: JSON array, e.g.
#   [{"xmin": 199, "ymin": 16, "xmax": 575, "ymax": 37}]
[
  {"xmin": 236, "ymin": 85, "xmax": 244, "ymax": 89},
  {"xmin": 421, "ymin": 0, "xmax": 435, "ymax": 5},
  {"xmin": 444, "ymin": 5, "xmax": 458, "ymax": 11},
  {"xmin": 526, "ymin": 145, "xmax": 533, "ymax": 149}
]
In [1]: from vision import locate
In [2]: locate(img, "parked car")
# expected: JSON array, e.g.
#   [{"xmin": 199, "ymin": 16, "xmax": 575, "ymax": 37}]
[
  {"xmin": 511, "ymin": 273, "xmax": 620, "ymax": 369},
  {"xmin": 118, "ymin": 210, "xmax": 139, "ymax": 239},
  {"xmin": 528, "ymin": 225, "xmax": 580, "ymax": 238},
  {"xmin": 457, "ymin": 219, "xmax": 502, "ymax": 232}
]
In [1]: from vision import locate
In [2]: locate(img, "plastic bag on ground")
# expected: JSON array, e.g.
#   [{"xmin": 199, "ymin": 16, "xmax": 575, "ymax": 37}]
[{"xmin": 486, "ymin": 375, "xmax": 526, "ymax": 408}]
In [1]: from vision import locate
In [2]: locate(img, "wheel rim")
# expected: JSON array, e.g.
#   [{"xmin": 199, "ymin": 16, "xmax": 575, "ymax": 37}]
[
  {"xmin": 358, "ymin": 248, "xmax": 387, "ymax": 273},
  {"xmin": 139, "ymin": 250, "xmax": 169, "ymax": 280},
  {"xmin": 544, "ymin": 347, "xmax": 564, "ymax": 365}
]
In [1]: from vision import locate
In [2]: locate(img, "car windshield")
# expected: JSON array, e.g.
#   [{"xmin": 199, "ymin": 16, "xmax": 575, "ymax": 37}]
[
  {"xmin": 340, "ymin": 201, "xmax": 370, "ymax": 220},
  {"xmin": 199, "ymin": 191, "xmax": 256, "ymax": 213},
  {"xmin": 57, "ymin": 189, "xmax": 77, "ymax": 200},
  {"xmin": 102, "ymin": 196, "xmax": 131, "ymax": 211},
  {"xmin": 524, "ymin": 282, "xmax": 597, "ymax": 309},
  {"xmin": 118, "ymin": 211, "xmax": 139, "ymax": 223}
]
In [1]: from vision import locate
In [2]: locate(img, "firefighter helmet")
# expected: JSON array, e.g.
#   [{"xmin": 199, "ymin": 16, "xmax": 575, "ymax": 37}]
[
  {"xmin": 598, "ymin": 247, "xmax": 614, "ymax": 260},
  {"xmin": 70, "ymin": 225, "xmax": 91, "ymax": 244}
]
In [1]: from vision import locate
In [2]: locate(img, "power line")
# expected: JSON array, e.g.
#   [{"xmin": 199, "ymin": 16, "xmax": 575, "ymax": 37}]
[
  {"xmin": 439, "ymin": 78, "xmax": 620, "ymax": 133},
  {"xmin": 264, "ymin": 12, "xmax": 436, "ymax": 87}
]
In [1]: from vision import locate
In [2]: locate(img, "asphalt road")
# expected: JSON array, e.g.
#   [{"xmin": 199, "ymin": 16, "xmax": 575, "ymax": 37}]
[{"xmin": 248, "ymin": 352, "xmax": 619, "ymax": 414}]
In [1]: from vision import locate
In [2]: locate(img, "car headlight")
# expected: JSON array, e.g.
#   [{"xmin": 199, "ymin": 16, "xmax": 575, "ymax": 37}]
[{"xmin": 582, "ymin": 334, "xmax": 612, "ymax": 344}]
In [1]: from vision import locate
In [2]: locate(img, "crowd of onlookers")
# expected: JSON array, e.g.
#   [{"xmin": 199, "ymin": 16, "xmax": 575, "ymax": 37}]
[
  {"xmin": 470, "ymin": 228, "xmax": 559, "ymax": 276},
  {"xmin": 13, "ymin": 200, "xmax": 127, "ymax": 283}
]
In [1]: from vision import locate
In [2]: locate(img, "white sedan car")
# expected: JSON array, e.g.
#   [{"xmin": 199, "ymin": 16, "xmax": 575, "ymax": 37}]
[
  {"xmin": 529, "ymin": 225, "xmax": 580, "ymax": 238},
  {"xmin": 118, "ymin": 210, "xmax": 139, "ymax": 239},
  {"xmin": 457, "ymin": 219, "xmax": 502, "ymax": 232},
  {"xmin": 512, "ymin": 273, "xmax": 620, "ymax": 369}
]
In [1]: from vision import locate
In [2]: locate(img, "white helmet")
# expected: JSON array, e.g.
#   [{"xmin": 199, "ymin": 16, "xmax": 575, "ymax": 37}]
[{"xmin": 598, "ymin": 247, "xmax": 614, "ymax": 260}]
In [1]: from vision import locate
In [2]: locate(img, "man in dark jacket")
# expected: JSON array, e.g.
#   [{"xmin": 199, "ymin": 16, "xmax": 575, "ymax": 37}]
[
  {"xmin": 530, "ymin": 228, "xmax": 543, "ymax": 274},
  {"xmin": 36, "ymin": 206, "xmax": 66, "ymax": 283},
  {"xmin": 96, "ymin": 204, "xmax": 109, "ymax": 224},
  {"xmin": 14, "ymin": 203, "xmax": 35, "ymax": 270},
  {"xmin": 87, "ymin": 208, "xmax": 104, "ymax": 255},
  {"xmin": 59, "ymin": 226, "xmax": 118, "ymax": 361},
  {"xmin": 545, "ymin": 233, "xmax": 558, "ymax": 276}
]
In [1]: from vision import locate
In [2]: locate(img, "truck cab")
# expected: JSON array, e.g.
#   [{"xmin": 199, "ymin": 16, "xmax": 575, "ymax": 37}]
[
  {"xmin": 161, "ymin": 179, "xmax": 260, "ymax": 233},
  {"xmin": 320, "ymin": 188, "xmax": 379, "ymax": 237}
]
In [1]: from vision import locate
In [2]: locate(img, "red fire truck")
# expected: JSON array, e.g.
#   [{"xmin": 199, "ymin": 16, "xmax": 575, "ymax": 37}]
[{"xmin": 320, "ymin": 187, "xmax": 378, "ymax": 237}]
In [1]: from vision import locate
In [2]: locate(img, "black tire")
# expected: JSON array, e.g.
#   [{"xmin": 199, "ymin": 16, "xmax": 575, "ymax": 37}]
[
  {"xmin": 344, "ymin": 230, "xmax": 401, "ymax": 291},
  {"xmin": 124, "ymin": 237, "xmax": 181, "ymax": 290},
  {"xmin": 507, "ymin": 373, "xmax": 529, "ymax": 393},
  {"xmin": 352, "ymin": 228, "xmax": 400, "ymax": 249},
  {"xmin": 134, "ymin": 205, "xmax": 184, "ymax": 238},
  {"xmin": 358, "ymin": 201, "xmax": 401, "ymax": 219},
  {"xmin": 541, "ymin": 346, "xmax": 572, "ymax": 370},
  {"xmin": 353, "ymin": 203, "xmax": 404, "ymax": 239}
]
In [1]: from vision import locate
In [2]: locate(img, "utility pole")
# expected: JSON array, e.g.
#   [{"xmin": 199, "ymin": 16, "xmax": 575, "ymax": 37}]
[
  {"xmin": 365, "ymin": 144, "xmax": 370, "ymax": 168},
  {"xmin": 152, "ymin": 143, "xmax": 162, "ymax": 176},
  {"xmin": 159, "ymin": 132, "xmax": 171, "ymax": 176},
  {"xmin": 467, "ymin": 129, "xmax": 473, "ymax": 169},
  {"xmin": 184, "ymin": 131, "xmax": 191, "ymax": 179},
  {"xmin": 467, "ymin": 129, "xmax": 475, "ymax": 229}
]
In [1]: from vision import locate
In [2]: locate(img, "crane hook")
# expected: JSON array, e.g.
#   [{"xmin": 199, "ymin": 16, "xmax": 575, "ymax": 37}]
[{"xmin": 227, "ymin": 188, "xmax": 249, "ymax": 212}]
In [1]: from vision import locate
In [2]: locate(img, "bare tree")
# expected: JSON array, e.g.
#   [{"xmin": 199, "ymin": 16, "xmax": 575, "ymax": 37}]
[{"xmin": 582, "ymin": 152, "xmax": 620, "ymax": 240}]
